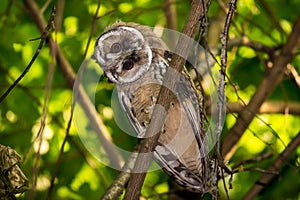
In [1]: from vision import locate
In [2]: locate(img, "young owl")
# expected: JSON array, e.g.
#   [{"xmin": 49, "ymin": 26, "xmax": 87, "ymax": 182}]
[{"xmin": 93, "ymin": 21, "xmax": 213, "ymax": 194}]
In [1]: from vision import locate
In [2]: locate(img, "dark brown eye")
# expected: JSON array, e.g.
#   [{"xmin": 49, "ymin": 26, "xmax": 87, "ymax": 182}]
[
  {"xmin": 110, "ymin": 43, "xmax": 121, "ymax": 53},
  {"xmin": 122, "ymin": 59, "xmax": 134, "ymax": 70}
]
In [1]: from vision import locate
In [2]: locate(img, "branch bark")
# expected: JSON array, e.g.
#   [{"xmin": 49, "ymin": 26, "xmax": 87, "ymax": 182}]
[
  {"xmin": 222, "ymin": 15, "xmax": 300, "ymax": 161},
  {"xmin": 242, "ymin": 131, "xmax": 300, "ymax": 200},
  {"xmin": 163, "ymin": 0, "xmax": 178, "ymax": 49},
  {"xmin": 22, "ymin": 0, "xmax": 123, "ymax": 168},
  {"xmin": 205, "ymin": 101, "xmax": 300, "ymax": 115},
  {"xmin": 217, "ymin": 0, "xmax": 237, "ymax": 159},
  {"xmin": 226, "ymin": 36, "xmax": 282, "ymax": 53},
  {"xmin": 101, "ymin": 146, "xmax": 139, "ymax": 200},
  {"xmin": 164, "ymin": 0, "xmax": 177, "ymax": 31},
  {"xmin": 124, "ymin": 0, "xmax": 211, "ymax": 199}
]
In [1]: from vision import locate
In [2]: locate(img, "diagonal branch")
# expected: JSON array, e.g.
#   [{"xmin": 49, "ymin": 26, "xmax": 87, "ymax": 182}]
[
  {"xmin": 205, "ymin": 101, "xmax": 300, "ymax": 115},
  {"xmin": 22, "ymin": 0, "xmax": 123, "ymax": 168},
  {"xmin": 123, "ymin": 0, "xmax": 211, "ymax": 199},
  {"xmin": 0, "ymin": 6, "xmax": 55, "ymax": 104},
  {"xmin": 29, "ymin": 7, "xmax": 56, "ymax": 199},
  {"xmin": 217, "ymin": 0, "xmax": 237, "ymax": 154},
  {"xmin": 242, "ymin": 131, "xmax": 300, "ymax": 200},
  {"xmin": 222, "ymin": 15, "xmax": 300, "ymax": 160}
]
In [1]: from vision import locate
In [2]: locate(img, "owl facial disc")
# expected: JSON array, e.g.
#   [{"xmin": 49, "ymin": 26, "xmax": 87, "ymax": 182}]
[{"xmin": 94, "ymin": 26, "xmax": 153, "ymax": 84}]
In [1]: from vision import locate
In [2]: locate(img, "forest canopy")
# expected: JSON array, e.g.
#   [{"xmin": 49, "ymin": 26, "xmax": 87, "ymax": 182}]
[{"xmin": 0, "ymin": 0, "xmax": 299, "ymax": 199}]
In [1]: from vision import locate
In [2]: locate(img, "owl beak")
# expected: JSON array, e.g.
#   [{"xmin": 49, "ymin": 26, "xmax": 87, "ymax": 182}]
[{"xmin": 125, "ymin": 50, "xmax": 140, "ymax": 62}]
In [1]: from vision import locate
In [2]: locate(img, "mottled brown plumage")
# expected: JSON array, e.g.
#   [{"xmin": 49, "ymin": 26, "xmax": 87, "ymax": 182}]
[{"xmin": 94, "ymin": 21, "xmax": 213, "ymax": 193}]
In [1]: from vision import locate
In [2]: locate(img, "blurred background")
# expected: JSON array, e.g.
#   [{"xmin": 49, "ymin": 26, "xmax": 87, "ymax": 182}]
[{"xmin": 0, "ymin": 0, "xmax": 299, "ymax": 199}]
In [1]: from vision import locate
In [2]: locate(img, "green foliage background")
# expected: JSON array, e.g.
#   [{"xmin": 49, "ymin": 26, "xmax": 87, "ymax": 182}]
[{"xmin": 0, "ymin": 0, "xmax": 299, "ymax": 199}]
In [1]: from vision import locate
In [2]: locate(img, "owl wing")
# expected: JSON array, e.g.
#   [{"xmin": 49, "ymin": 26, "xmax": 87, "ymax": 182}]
[
  {"xmin": 117, "ymin": 54, "xmax": 211, "ymax": 192},
  {"xmin": 153, "ymin": 144, "xmax": 206, "ymax": 192},
  {"xmin": 164, "ymin": 51, "xmax": 207, "ymax": 155},
  {"xmin": 153, "ymin": 55, "xmax": 211, "ymax": 192},
  {"xmin": 117, "ymin": 56, "xmax": 168, "ymax": 138},
  {"xmin": 176, "ymin": 69, "xmax": 209, "ymax": 157},
  {"xmin": 118, "ymin": 90, "xmax": 147, "ymax": 137}
]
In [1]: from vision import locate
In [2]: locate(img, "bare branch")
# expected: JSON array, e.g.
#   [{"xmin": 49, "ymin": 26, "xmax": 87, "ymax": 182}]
[
  {"xmin": 101, "ymin": 144, "xmax": 140, "ymax": 200},
  {"xmin": 217, "ymin": 0, "xmax": 237, "ymax": 197},
  {"xmin": 260, "ymin": 0, "xmax": 285, "ymax": 36},
  {"xmin": 124, "ymin": 0, "xmax": 211, "ymax": 199},
  {"xmin": 205, "ymin": 101, "xmax": 300, "ymax": 115},
  {"xmin": 82, "ymin": 0, "xmax": 102, "ymax": 59},
  {"xmin": 55, "ymin": 0, "xmax": 65, "ymax": 31},
  {"xmin": 243, "ymin": 131, "xmax": 300, "ymax": 200},
  {"xmin": 22, "ymin": 0, "xmax": 123, "ymax": 171},
  {"xmin": 163, "ymin": 0, "xmax": 177, "ymax": 49},
  {"xmin": 286, "ymin": 64, "xmax": 300, "ymax": 88},
  {"xmin": 0, "ymin": 5, "xmax": 55, "ymax": 104},
  {"xmin": 163, "ymin": 0, "xmax": 177, "ymax": 31},
  {"xmin": 218, "ymin": 0, "xmax": 237, "ymax": 147},
  {"xmin": 222, "ymin": 15, "xmax": 300, "ymax": 161},
  {"xmin": 29, "ymin": 7, "xmax": 57, "ymax": 200},
  {"xmin": 232, "ymin": 152, "xmax": 273, "ymax": 170},
  {"xmin": 226, "ymin": 36, "xmax": 282, "ymax": 53}
]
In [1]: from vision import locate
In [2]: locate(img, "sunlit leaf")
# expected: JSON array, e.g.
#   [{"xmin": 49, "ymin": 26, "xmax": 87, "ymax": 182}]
[{"xmin": 118, "ymin": 3, "xmax": 133, "ymax": 13}]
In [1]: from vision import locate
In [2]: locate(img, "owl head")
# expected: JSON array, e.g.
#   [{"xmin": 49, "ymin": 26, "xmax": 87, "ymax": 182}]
[{"xmin": 93, "ymin": 21, "xmax": 166, "ymax": 84}]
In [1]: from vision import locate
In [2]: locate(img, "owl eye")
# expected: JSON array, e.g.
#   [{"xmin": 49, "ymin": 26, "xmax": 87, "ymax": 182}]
[
  {"xmin": 110, "ymin": 42, "xmax": 122, "ymax": 53},
  {"xmin": 122, "ymin": 59, "xmax": 134, "ymax": 70}
]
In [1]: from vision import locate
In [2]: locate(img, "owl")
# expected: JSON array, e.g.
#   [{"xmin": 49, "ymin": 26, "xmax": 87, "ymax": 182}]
[{"xmin": 93, "ymin": 21, "xmax": 214, "ymax": 194}]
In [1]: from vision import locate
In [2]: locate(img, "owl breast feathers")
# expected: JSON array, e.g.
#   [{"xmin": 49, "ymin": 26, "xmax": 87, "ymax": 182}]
[{"xmin": 94, "ymin": 21, "xmax": 214, "ymax": 193}]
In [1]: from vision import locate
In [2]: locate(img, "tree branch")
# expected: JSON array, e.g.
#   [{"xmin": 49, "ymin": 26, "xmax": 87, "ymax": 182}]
[
  {"xmin": 163, "ymin": 0, "xmax": 177, "ymax": 31},
  {"xmin": 222, "ymin": 15, "xmax": 300, "ymax": 161},
  {"xmin": 217, "ymin": 0, "xmax": 237, "ymax": 153},
  {"xmin": 101, "ymin": 144, "xmax": 140, "ymax": 200},
  {"xmin": 124, "ymin": 0, "xmax": 211, "ymax": 199},
  {"xmin": 242, "ymin": 131, "xmax": 300, "ymax": 200},
  {"xmin": 163, "ymin": 0, "xmax": 177, "ymax": 49},
  {"xmin": 226, "ymin": 36, "xmax": 282, "ymax": 53},
  {"xmin": 0, "ymin": 5, "xmax": 55, "ymax": 104},
  {"xmin": 205, "ymin": 101, "xmax": 300, "ymax": 115},
  {"xmin": 22, "ymin": 0, "xmax": 123, "ymax": 168}
]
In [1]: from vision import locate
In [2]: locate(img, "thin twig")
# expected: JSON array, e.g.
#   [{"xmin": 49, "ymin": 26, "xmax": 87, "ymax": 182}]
[
  {"xmin": 22, "ymin": 0, "xmax": 123, "ymax": 169},
  {"xmin": 287, "ymin": 64, "xmax": 300, "ymax": 88},
  {"xmin": 28, "ymin": 6, "xmax": 56, "ymax": 200},
  {"xmin": 41, "ymin": 0, "xmax": 52, "ymax": 14},
  {"xmin": 100, "ymin": 144, "xmax": 141, "ymax": 200},
  {"xmin": 218, "ymin": 0, "xmax": 236, "ymax": 142},
  {"xmin": 232, "ymin": 152, "xmax": 273, "ymax": 170},
  {"xmin": 216, "ymin": 1, "xmax": 237, "ymax": 198},
  {"xmin": 218, "ymin": 101, "xmax": 300, "ymax": 115},
  {"xmin": 83, "ymin": 0, "xmax": 102, "ymax": 59},
  {"xmin": 260, "ymin": 0, "xmax": 285, "ymax": 37},
  {"xmin": 163, "ymin": 0, "xmax": 177, "ymax": 49},
  {"xmin": 55, "ymin": 0, "xmax": 65, "ymax": 31},
  {"xmin": 233, "ymin": 167, "xmax": 279, "ymax": 175},
  {"xmin": 226, "ymin": 36, "xmax": 282, "ymax": 53},
  {"xmin": 0, "ymin": 6, "xmax": 55, "ymax": 104},
  {"xmin": 163, "ymin": 0, "xmax": 177, "ymax": 31},
  {"xmin": 222, "ymin": 14, "xmax": 300, "ymax": 160},
  {"xmin": 243, "ymin": 131, "xmax": 300, "ymax": 200},
  {"xmin": 47, "ymin": 1, "xmax": 102, "ymax": 198},
  {"xmin": 0, "ymin": 65, "xmax": 42, "ymax": 106},
  {"xmin": 46, "ymin": 93, "xmax": 72, "ymax": 200}
]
